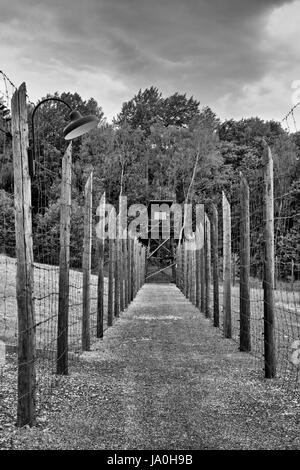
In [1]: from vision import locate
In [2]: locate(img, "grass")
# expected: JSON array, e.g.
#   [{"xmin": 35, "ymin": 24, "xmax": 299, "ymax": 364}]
[
  {"xmin": 1, "ymin": 253, "xmax": 299, "ymax": 420},
  {"xmin": 1, "ymin": 284, "xmax": 300, "ymax": 450},
  {"xmin": 0, "ymin": 254, "xmax": 109, "ymax": 351},
  {"xmin": 216, "ymin": 278, "xmax": 300, "ymax": 385},
  {"xmin": 0, "ymin": 253, "xmax": 111, "ymax": 422}
]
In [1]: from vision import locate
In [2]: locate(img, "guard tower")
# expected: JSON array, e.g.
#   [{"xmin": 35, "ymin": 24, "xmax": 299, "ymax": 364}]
[{"xmin": 140, "ymin": 199, "xmax": 177, "ymax": 283}]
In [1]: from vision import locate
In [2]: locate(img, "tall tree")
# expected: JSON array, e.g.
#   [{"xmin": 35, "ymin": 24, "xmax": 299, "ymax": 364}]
[{"xmin": 114, "ymin": 87, "xmax": 200, "ymax": 135}]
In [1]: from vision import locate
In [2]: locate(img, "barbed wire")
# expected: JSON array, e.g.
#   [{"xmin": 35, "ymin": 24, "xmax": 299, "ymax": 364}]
[
  {"xmin": 282, "ymin": 100, "xmax": 300, "ymax": 133},
  {"xmin": 0, "ymin": 69, "xmax": 35, "ymax": 110}
]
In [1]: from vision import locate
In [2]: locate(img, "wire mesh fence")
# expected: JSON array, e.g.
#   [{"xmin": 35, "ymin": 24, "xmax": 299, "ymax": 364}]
[
  {"xmin": 1, "ymin": 76, "xmax": 299, "ymax": 430},
  {"xmin": 176, "ymin": 144, "xmax": 300, "ymax": 393},
  {"xmin": 0, "ymin": 82, "xmax": 146, "ymax": 427}
]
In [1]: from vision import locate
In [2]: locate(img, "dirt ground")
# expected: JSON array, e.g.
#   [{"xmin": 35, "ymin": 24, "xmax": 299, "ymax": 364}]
[{"xmin": 2, "ymin": 283, "xmax": 300, "ymax": 450}]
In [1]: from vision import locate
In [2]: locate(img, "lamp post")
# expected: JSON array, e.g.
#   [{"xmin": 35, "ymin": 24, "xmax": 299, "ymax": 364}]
[
  {"xmin": 31, "ymin": 97, "xmax": 98, "ymax": 375},
  {"xmin": 30, "ymin": 97, "xmax": 98, "ymax": 175}
]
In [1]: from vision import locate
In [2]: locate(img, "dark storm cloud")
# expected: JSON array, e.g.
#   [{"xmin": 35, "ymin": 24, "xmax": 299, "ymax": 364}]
[{"xmin": 0, "ymin": 0, "xmax": 297, "ymax": 119}]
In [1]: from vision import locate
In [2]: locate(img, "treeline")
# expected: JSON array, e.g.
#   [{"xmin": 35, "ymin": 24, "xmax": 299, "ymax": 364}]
[{"xmin": 0, "ymin": 87, "xmax": 299, "ymax": 279}]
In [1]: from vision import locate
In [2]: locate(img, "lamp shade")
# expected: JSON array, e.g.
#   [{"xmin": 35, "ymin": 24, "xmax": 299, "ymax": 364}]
[{"xmin": 63, "ymin": 110, "xmax": 98, "ymax": 140}]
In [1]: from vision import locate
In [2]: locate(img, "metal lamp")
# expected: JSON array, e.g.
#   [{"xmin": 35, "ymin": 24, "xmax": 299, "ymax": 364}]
[
  {"xmin": 31, "ymin": 97, "xmax": 98, "ymax": 175},
  {"xmin": 63, "ymin": 110, "xmax": 98, "ymax": 140}
]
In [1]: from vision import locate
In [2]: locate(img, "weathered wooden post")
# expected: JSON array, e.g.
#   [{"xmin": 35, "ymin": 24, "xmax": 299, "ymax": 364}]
[
  {"xmin": 57, "ymin": 143, "xmax": 72, "ymax": 375},
  {"xmin": 182, "ymin": 242, "xmax": 186, "ymax": 295},
  {"xmin": 263, "ymin": 144, "xmax": 276, "ymax": 378},
  {"xmin": 186, "ymin": 243, "xmax": 190, "ymax": 299},
  {"xmin": 274, "ymin": 256, "xmax": 278, "ymax": 290},
  {"xmin": 137, "ymin": 241, "xmax": 140, "ymax": 292},
  {"xmin": 130, "ymin": 236, "xmax": 134, "ymax": 300},
  {"xmin": 132, "ymin": 238, "xmax": 136, "ymax": 297},
  {"xmin": 181, "ymin": 242, "xmax": 185, "ymax": 293},
  {"xmin": 222, "ymin": 192, "xmax": 232, "ymax": 338},
  {"xmin": 210, "ymin": 204, "xmax": 219, "ymax": 327},
  {"xmin": 185, "ymin": 242, "xmax": 190, "ymax": 298},
  {"xmin": 142, "ymin": 246, "xmax": 146, "ymax": 285},
  {"xmin": 195, "ymin": 226, "xmax": 201, "ymax": 309},
  {"xmin": 178, "ymin": 245, "xmax": 182, "ymax": 289},
  {"xmin": 119, "ymin": 235, "xmax": 124, "ymax": 312},
  {"xmin": 136, "ymin": 243, "xmax": 140, "ymax": 292},
  {"xmin": 176, "ymin": 244, "xmax": 181, "ymax": 289},
  {"xmin": 135, "ymin": 238, "xmax": 138, "ymax": 295},
  {"xmin": 205, "ymin": 213, "xmax": 211, "ymax": 318},
  {"xmin": 127, "ymin": 233, "xmax": 132, "ymax": 303},
  {"xmin": 190, "ymin": 242, "xmax": 193, "ymax": 302},
  {"xmin": 137, "ymin": 242, "xmax": 140, "ymax": 292},
  {"xmin": 240, "ymin": 173, "xmax": 251, "ymax": 351},
  {"xmin": 190, "ymin": 244, "xmax": 195, "ymax": 304},
  {"xmin": 123, "ymin": 237, "xmax": 129, "ymax": 308},
  {"xmin": 96, "ymin": 193, "xmax": 105, "ymax": 338},
  {"xmin": 107, "ymin": 209, "xmax": 115, "ymax": 327},
  {"xmin": 198, "ymin": 204, "xmax": 205, "ymax": 313},
  {"xmin": 12, "ymin": 83, "xmax": 36, "ymax": 426},
  {"xmin": 190, "ymin": 244, "xmax": 193, "ymax": 302},
  {"xmin": 140, "ymin": 244, "xmax": 144, "ymax": 287},
  {"xmin": 114, "ymin": 216, "xmax": 120, "ymax": 318},
  {"xmin": 82, "ymin": 172, "xmax": 93, "ymax": 351}
]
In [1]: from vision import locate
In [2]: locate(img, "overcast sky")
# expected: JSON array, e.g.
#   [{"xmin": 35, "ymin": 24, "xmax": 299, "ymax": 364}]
[{"xmin": 1, "ymin": 0, "xmax": 300, "ymax": 127}]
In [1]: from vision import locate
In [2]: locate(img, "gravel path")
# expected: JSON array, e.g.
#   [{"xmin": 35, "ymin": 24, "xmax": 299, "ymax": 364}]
[{"xmin": 7, "ymin": 283, "xmax": 300, "ymax": 449}]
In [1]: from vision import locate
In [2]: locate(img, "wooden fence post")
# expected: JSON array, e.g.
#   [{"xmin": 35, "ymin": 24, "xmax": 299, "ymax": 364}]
[
  {"xmin": 176, "ymin": 245, "xmax": 180, "ymax": 289},
  {"xmin": 205, "ymin": 213, "xmax": 211, "ymax": 318},
  {"xmin": 195, "ymin": 227, "xmax": 201, "ymax": 309},
  {"xmin": 190, "ymin": 245, "xmax": 193, "ymax": 302},
  {"xmin": 263, "ymin": 144, "xmax": 276, "ymax": 378},
  {"xmin": 57, "ymin": 143, "xmax": 72, "ymax": 375},
  {"xmin": 127, "ymin": 234, "xmax": 132, "ymax": 303},
  {"xmin": 123, "ymin": 237, "xmax": 129, "ymax": 308},
  {"xmin": 222, "ymin": 192, "xmax": 232, "ymax": 338},
  {"xmin": 114, "ymin": 216, "xmax": 120, "ymax": 318},
  {"xmin": 82, "ymin": 172, "xmax": 93, "ymax": 351},
  {"xmin": 97, "ymin": 192, "xmax": 105, "ymax": 338},
  {"xmin": 137, "ymin": 242, "xmax": 140, "ymax": 291},
  {"xmin": 136, "ymin": 240, "xmax": 140, "ymax": 293},
  {"xmin": 142, "ymin": 246, "xmax": 146, "ymax": 285},
  {"xmin": 137, "ymin": 243, "xmax": 140, "ymax": 292},
  {"xmin": 137, "ymin": 241, "xmax": 140, "ymax": 292},
  {"xmin": 184, "ymin": 242, "xmax": 188, "ymax": 297},
  {"xmin": 118, "ymin": 197, "xmax": 124, "ymax": 312},
  {"xmin": 198, "ymin": 204, "xmax": 205, "ymax": 313},
  {"xmin": 190, "ymin": 245, "xmax": 195, "ymax": 304},
  {"xmin": 186, "ymin": 244, "xmax": 190, "ymax": 299},
  {"xmin": 12, "ymin": 83, "xmax": 36, "ymax": 427},
  {"xmin": 140, "ymin": 244, "xmax": 144, "ymax": 287},
  {"xmin": 240, "ymin": 173, "xmax": 251, "ymax": 351},
  {"xmin": 107, "ymin": 210, "xmax": 115, "ymax": 327},
  {"xmin": 210, "ymin": 204, "xmax": 219, "ymax": 327},
  {"xmin": 182, "ymin": 242, "xmax": 186, "ymax": 295},
  {"xmin": 181, "ymin": 242, "xmax": 184, "ymax": 293},
  {"xmin": 119, "ymin": 234, "xmax": 124, "ymax": 312},
  {"xmin": 177, "ymin": 245, "xmax": 181, "ymax": 289},
  {"xmin": 133, "ymin": 238, "xmax": 137, "ymax": 296},
  {"xmin": 274, "ymin": 256, "xmax": 278, "ymax": 290},
  {"xmin": 130, "ymin": 237, "xmax": 134, "ymax": 300},
  {"xmin": 176, "ymin": 244, "xmax": 179, "ymax": 288}
]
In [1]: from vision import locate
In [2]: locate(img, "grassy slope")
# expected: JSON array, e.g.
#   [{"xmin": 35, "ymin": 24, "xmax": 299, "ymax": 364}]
[{"xmin": 0, "ymin": 254, "xmax": 108, "ymax": 349}]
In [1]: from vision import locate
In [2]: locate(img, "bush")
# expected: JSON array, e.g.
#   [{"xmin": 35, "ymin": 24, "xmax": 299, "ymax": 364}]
[{"xmin": 0, "ymin": 190, "xmax": 15, "ymax": 256}]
